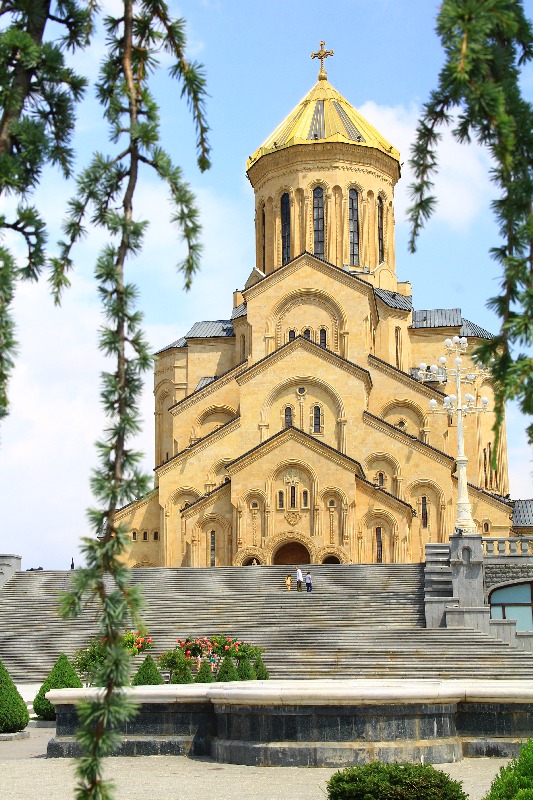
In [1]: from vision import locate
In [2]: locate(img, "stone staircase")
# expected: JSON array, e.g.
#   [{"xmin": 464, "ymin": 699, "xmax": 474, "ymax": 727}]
[{"xmin": 3, "ymin": 563, "xmax": 533, "ymax": 682}]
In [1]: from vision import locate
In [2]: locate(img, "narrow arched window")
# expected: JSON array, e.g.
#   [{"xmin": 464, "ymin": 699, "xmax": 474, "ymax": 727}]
[
  {"xmin": 304, "ymin": 328, "xmax": 311, "ymax": 340},
  {"xmin": 483, "ymin": 522, "xmax": 489, "ymax": 533},
  {"xmin": 376, "ymin": 527, "xmax": 383, "ymax": 563},
  {"xmin": 421, "ymin": 496, "xmax": 428, "ymax": 529},
  {"xmin": 261, "ymin": 204, "xmax": 266, "ymax": 271},
  {"xmin": 302, "ymin": 490, "xmax": 309, "ymax": 508},
  {"xmin": 210, "ymin": 530, "xmax": 216, "ymax": 566},
  {"xmin": 377, "ymin": 196, "xmax": 384, "ymax": 263},
  {"xmin": 290, "ymin": 485, "xmax": 296, "ymax": 508},
  {"xmin": 319, "ymin": 328, "xmax": 327, "ymax": 348},
  {"xmin": 281, "ymin": 192, "xmax": 291, "ymax": 266},
  {"xmin": 278, "ymin": 491, "xmax": 284, "ymax": 509},
  {"xmin": 313, "ymin": 405, "xmax": 321, "ymax": 433},
  {"xmin": 153, "ymin": 531, "xmax": 159, "ymax": 541},
  {"xmin": 349, "ymin": 188, "xmax": 360, "ymax": 266},
  {"xmin": 142, "ymin": 531, "xmax": 148, "ymax": 541},
  {"xmin": 395, "ymin": 326, "xmax": 401, "ymax": 369},
  {"xmin": 132, "ymin": 531, "xmax": 137, "ymax": 541},
  {"xmin": 378, "ymin": 472, "xmax": 384, "ymax": 487},
  {"xmin": 313, "ymin": 187, "xmax": 324, "ymax": 258},
  {"xmin": 288, "ymin": 329, "xmax": 296, "ymax": 342},
  {"xmin": 284, "ymin": 407, "xmax": 292, "ymax": 428}
]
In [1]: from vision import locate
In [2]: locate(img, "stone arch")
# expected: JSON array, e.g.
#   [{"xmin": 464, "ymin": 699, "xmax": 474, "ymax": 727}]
[
  {"xmin": 407, "ymin": 478, "xmax": 445, "ymax": 545},
  {"xmin": 196, "ymin": 404, "xmax": 237, "ymax": 438},
  {"xmin": 361, "ymin": 508, "xmax": 400, "ymax": 564},
  {"xmin": 261, "ymin": 375, "xmax": 345, "ymax": 423},
  {"xmin": 265, "ymin": 530, "xmax": 317, "ymax": 565},
  {"xmin": 233, "ymin": 547, "xmax": 265, "ymax": 566},
  {"xmin": 266, "ymin": 287, "xmax": 347, "ymax": 354},
  {"xmin": 380, "ymin": 398, "xmax": 427, "ymax": 439},
  {"xmin": 315, "ymin": 545, "xmax": 349, "ymax": 564},
  {"xmin": 364, "ymin": 452, "xmax": 402, "ymax": 494},
  {"xmin": 199, "ymin": 512, "xmax": 232, "ymax": 568}
]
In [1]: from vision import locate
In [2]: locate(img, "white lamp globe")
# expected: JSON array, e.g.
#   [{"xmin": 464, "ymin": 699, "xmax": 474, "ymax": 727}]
[
  {"xmin": 419, "ymin": 362, "xmax": 427, "ymax": 372},
  {"xmin": 429, "ymin": 399, "xmax": 438, "ymax": 411},
  {"xmin": 452, "ymin": 336, "xmax": 460, "ymax": 344},
  {"xmin": 439, "ymin": 356, "xmax": 447, "ymax": 365},
  {"xmin": 430, "ymin": 364, "xmax": 438, "ymax": 374},
  {"xmin": 444, "ymin": 338, "xmax": 452, "ymax": 348}
]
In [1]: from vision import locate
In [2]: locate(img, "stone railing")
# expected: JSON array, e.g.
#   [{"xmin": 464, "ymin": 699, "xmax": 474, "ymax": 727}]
[{"xmin": 482, "ymin": 537, "xmax": 533, "ymax": 557}]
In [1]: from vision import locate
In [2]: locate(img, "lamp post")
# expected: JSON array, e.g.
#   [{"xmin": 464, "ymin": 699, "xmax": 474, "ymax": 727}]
[{"xmin": 418, "ymin": 336, "xmax": 490, "ymax": 536}]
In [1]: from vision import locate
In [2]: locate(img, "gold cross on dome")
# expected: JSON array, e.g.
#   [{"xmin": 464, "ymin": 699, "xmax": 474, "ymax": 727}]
[{"xmin": 311, "ymin": 40, "xmax": 334, "ymax": 80}]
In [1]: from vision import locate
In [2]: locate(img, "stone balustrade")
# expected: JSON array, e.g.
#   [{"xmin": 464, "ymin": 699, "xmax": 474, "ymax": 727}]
[{"xmin": 482, "ymin": 537, "xmax": 533, "ymax": 557}]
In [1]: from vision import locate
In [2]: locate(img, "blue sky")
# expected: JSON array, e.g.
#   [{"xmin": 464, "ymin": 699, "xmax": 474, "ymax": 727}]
[{"xmin": 1, "ymin": 0, "xmax": 532, "ymax": 568}]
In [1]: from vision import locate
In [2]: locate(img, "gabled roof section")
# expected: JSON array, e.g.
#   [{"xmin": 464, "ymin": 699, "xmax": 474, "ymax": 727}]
[
  {"xmin": 155, "ymin": 336, "xmax": 187, "ymax": 355},
  {"xmin": 246, "ymin": 79, "xmax": 400, "ymax": 170},
  {"xmin": 181, "ymin": 479, "xmax": 231, "ymax": 514},
  {"xmin": 226, "ymin": 426, "xmax": 366, "ymax": 477},
  {"xmin": 512, "ymin": 499, "xmax": 533, "ymax": 527},
  {"xmin": 411, "ymin": 308, "xmax": 493, "ymax": 339},
  {"xmin": 244, "ymin": 267, "xmax": 265, "ymax": 289},
  {"xmin": 374, "ymin": 288, "xmax": 412, "ymax": 312},
  {"xmin": 236, "ymin": 334, "xmax": 372, "ymax": 393},
  {"xmin": 185, "ymin": 320, "xmax": 234, "ymax": 339},
  {"xmin": 231, "ymin": 303, "xmax": 247, "ymax": 320}
]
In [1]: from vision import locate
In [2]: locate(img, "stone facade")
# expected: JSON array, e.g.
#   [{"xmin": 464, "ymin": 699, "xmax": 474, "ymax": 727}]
[{"xmin": 116, "ymin": 68, "xmax": 514, "ymax": 569}]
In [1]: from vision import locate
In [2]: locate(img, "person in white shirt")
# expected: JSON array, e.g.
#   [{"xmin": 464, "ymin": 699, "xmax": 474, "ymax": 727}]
[{"xmin": 295, "ymin": 566, "xmax": 303, "ymax": 592}]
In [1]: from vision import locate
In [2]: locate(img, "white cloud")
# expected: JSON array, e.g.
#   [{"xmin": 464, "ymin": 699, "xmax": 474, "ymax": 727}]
[{"xmin": 359, "ymin": 101, "xmax": 494, "ymax": 229}]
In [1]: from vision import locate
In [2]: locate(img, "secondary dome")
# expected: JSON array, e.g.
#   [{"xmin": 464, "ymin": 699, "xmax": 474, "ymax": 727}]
[{"xmin": 246, "ymin": 78, "xmax": 400, "ymax": 170}]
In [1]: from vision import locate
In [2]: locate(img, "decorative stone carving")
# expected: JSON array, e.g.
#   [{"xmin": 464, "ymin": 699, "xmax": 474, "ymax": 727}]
[{"xmin": 285, "ymin": 511, "xmax": 301, "ymax": 526}]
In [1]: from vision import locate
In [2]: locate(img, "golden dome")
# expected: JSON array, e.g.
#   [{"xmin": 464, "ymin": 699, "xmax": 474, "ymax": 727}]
[{"xmin": 246, "ymin": 79, "xmax": 400, "ymax": 171}]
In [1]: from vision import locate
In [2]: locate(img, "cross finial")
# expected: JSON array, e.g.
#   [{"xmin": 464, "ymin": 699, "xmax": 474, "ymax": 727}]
[{"xmin": 311, "ymin": 40, "xmax": 334, "ymax": 81}]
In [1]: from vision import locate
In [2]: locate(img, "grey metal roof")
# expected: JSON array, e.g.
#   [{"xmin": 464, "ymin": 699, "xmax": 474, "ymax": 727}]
[
  {"xmin": 411, "ymin": 308, "xmax": 462, "ymax": 328},
  {"xmin": 185, "ymin": 320, "xmax": 234, "ymax": 338},
  {"xmin": 374, "ymin": 288, "xmax": 413, "ymax": 311},
  {"xmin": 194, "ymin": 376, "xmax": 216, "ymax": 392},
  {"xmin": 513, "ymin": 499, "xmax": 533, "ymax": 527},
  {"xmin": 460, "ymin": 318, "xmax": 493, "ymax": 339},
  {"xmin": 155, "ymin": 336, "xmax": 187, "ymax": 354},
  {"xmin": 231, "ymin": 303, "xmax": 247, "ymax": 320}
]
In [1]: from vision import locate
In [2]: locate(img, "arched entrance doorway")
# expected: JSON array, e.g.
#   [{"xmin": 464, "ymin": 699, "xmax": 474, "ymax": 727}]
[
  {"xmin": 322, "ymin": 555, "xmax": 340, "ymax": 564},
  {"xmin": 273, "ymin": 541, "xmax": 311, "ymax": 565}
]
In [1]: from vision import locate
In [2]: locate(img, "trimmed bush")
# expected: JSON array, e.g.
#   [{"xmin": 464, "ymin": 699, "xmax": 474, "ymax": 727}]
[
  {"xmin": 253, "ymin": 653, "xmax": 269, "ymax": 680},
  {"xmin": 170, "ymin": 650, "xmax": 194, "ymax": 684},
  {"xmin": 216, "ymin": 654, "xmax": 238, "ymax": 682},
  {"xmin": 131, "ymin": 654, "xmax": 164, "ymax": 686},
  {"xmin": 195, "ymin": 660, "xmax": 214, "ymax": 683},
  {"xmin": 0, "ymin": 659, "xmax": 29, "ymax": 733},
  {"xmin": 483, "ymin": 739, "xmax": 533, "ymax": 800},
  {"xmin": 237, "ymin": 656, "xmax": 256, "ymax": 681},
  {"xmin": 33, "ymin": 653, "xmax": 82, "ymax": 720},
  {"xmin": 327, "ymin": 762, "xmax": 468, "ymax": 800}
]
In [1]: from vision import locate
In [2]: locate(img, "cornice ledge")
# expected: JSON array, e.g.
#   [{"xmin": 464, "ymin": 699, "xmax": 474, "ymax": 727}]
[
  {"xmin": 356, "ymin": 478, "xmax": 415, "ymax": 514},
  {"xmin": 452, "ymin": 477, "xmax": 514, "ymax": 512},
  {"xmin": 363, "ymin": 411, "xmax": 454, "ymax": 466},
  {"xmin": 368, "ymin": 354, "xmax": 446, "ymax": 398},
  {"xmin": 155, "ymin": 418, "xmax": 241, "ymax": 477},
  {"xmin": 181, "ymin": 481, "xmax": 232, "ymax": 517},
  {"xmin": 116, "ymin": 488, "xmax": 158, "ymax": 516},
  {"xmin": 169, "ymin": 363, "xmax": 247, "ymax": 416},
  {"xmin": 237, "ymin": 337, "xmax": 372, "ymax": 392}
]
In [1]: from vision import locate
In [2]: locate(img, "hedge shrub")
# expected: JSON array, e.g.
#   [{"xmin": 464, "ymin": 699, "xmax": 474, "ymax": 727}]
[
  {"xmin": 253, "ymin": 653, "xmax": 269, "ymax": 680},
  {"xmin": 237, "ymin": 656, "xmax": 256, "ymax": 681},
  {"xmin": 483, "ymin": 740, "xmax": 533, "ymax": 800},
  {"xmin": 216, "ymin": 654, "xmax": 238, "ymax": 682},
  {"xmin": 0, "ymin": 659, "xmax": 29, "ymax": 733},
  {"xmin": 131, "ymin": 654, "xmax": 164, "ymax": 686},
  {"xmin": 33, "ymin": 653, "xmax": 82, "ymax": 720},
  {"xmin": 170, "ymin": 650, "xmax": 194, "ymax": 684},
  {"xmin": 195, "ymin": 660, "xmax": 214, "ymax": 683},
  {"xmin": 326, "ymin": 762, "xmax": 468, "ymax": 800}
]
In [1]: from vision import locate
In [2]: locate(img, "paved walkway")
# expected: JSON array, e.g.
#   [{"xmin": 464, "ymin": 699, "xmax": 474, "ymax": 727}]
[{"xmin": 0, "ymin": 726, "xmax": 509, "ymax": 800}]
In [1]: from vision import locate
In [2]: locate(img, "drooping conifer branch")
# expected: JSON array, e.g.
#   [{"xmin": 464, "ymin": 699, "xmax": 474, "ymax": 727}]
[
  {"xmin": 407, "ymin": 0, "xmax": 533, "ymax": 450},
  {"xmin": 58, "ymin": 3, "xmax": 210, "ymax": 797}
]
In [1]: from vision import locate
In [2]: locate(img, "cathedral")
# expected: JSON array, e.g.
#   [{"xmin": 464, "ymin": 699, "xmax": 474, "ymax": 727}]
[{"xmin": 117, "ymin": 45, "xmax": 518, "ymax": 569}]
